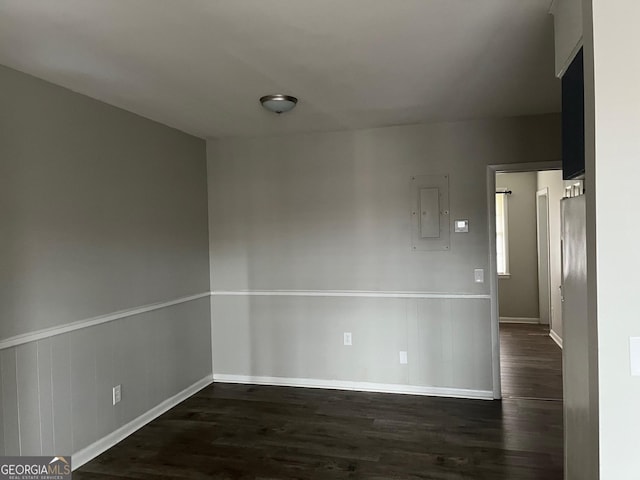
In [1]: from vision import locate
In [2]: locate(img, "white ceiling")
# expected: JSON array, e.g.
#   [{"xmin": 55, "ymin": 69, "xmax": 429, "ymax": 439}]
[{"xmin": 0, "ymin": 0, "xmax": 559, "ymax": 138}]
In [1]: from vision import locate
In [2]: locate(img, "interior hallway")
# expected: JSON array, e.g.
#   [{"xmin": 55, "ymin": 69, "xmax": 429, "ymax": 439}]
[
  {"xmin": 75, "ymin": 329, "xmax": 565, "ymax": 480},
  {"xmin": 500, "ymin": 323, "xmax": 563, "ymax": 401}
]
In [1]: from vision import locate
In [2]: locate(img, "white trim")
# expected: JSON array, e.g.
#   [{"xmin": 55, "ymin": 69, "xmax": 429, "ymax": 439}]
[
  {"xmin": 550, "ymin": 330, "xmax": 563, "ymax": 349},
  {"xmin": 495, "ymin": 187, "xmax": 510, "ymax": 276},
  {"xmin": 209, "ymin": 295, "xmax": 215, "ymax": 389},
  {"xmin": 487, "ymin": 166, "xmax": 501, "ymax": 400},
  {"xmin": 536, "ymin": 188, "xmax": 553, "ymax": 327},
  {"xmin": 491, "ymin": 162, "xmax": 562, "ymax": 174},
  {"xmin": 499, "ymin": 317, "xmax": 541, "ymax": 324},
  {"xmin": 35, "ymin": 343, "xmax": 42, "ymax": 455},
  {"xmin": 14, "ymin": 349, "xmax": 22, "ymax": 455},
  {"xmin": 211, "ymin": 290, "xmax": 491, "ymax": 300},
  {"xmin": 213, "ymin": 374, "xmax": 493, "ymax": 401},
  {"xmin": 72, "ymin": 375, "xmax": 213, "ymax": 470},
  {"xmin": 0, "ymin": 292, "xmax": 211, "ymax": 351}
]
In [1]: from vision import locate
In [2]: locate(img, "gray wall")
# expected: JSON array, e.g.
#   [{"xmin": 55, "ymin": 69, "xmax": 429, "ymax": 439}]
[
  {"xmin": 496, "ymin": 172, "xmax": 540, "ymax": 320},
  {"xmin": 0, "ymin": 65, "xmax": 211, "ymax": 457},
  {"xmin": 0, "ymin": 65, "xmax": 209, "ymax": 340},
  {"xmin": 208, "ymin": 115, "xmax": 561, "ymax": 393}
]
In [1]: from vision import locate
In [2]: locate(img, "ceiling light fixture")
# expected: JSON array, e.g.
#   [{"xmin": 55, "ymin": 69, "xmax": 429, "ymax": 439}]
[{"xmin": 260, "ymin": 94, "xmax": 298, "ymax": 114}]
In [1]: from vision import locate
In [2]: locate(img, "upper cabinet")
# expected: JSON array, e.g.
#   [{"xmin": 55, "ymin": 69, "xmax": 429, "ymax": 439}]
[{"xmin": 550, "ymin": 0, "xmax": 583, "ymax": 77}]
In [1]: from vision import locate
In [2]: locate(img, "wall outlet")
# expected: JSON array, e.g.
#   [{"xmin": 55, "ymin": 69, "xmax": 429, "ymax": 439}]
[
  {"xmin": 112, "ymin": 385, "xmax": 122, "ymax": 405},
  {"xmin": 399, "ymin": 351, "xmax": 408, "ymax": 364},
  {"xmin": 343, "ymin": 332, "xmax": 352, "ymax": 346},
  {"xmin": 630, "ymin": 338, "xmax": 640, "ymax": 376}
]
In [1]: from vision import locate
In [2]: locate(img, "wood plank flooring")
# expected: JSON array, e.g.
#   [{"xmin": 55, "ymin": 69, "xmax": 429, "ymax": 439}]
[
  {"xmin": 75, "ymin": 326, "xmax": 563, "ymax": 479},
  {"xmin": 499, "ymin": 323, "xmax": 563, "ymax": 401}
]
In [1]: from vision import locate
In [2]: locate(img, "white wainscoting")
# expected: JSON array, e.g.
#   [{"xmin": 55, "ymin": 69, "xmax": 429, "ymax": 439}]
[
  {"xmin": 212, "ymin": 292, "xmax": 495, "ymax": 401},
  {"xmin": 0, "ymin": 288, "xmax": 494, "ymax": 467},
  {"xmin": 0, "ymin": 293, "xmax": 212, "ymax": 466}
]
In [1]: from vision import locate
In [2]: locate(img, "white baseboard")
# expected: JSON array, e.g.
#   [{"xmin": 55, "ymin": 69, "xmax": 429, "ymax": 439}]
[
  {"xmin": 72, "ymin": 375, "xmax": 213, "ymax": 470},
  {"xmin": 549, "ymin": 329, "xmax": 563, "ymax": 348},
  {"xmin": 499, "ymin": 317, "xmax": 540, "ymax": 324},
  {"xmin": 213, "ymin": 374, "xmax": 493, "ymax": 401}
]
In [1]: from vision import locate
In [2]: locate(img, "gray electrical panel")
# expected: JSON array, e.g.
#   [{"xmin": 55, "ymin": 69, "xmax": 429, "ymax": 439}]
[{"xmin": 410, "ymin": 174, "xmax": 450, "ymax": 251}]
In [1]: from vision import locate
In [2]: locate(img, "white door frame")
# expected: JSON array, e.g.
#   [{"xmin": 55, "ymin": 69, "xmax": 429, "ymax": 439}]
[
  {"xmin": 536, "ymin": 188, "xmax": 552, "ymax": 327},
  {"xmin": 486, "ymin": 161, "xmax": 562, "ymax": 399}
]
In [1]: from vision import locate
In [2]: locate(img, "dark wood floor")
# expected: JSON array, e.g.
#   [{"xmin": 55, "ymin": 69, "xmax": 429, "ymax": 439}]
[
  {"xmin": 75, "ymin": 327, "xmax": 563, "ymax": 479},
  {"xmin": 499, "ymin": 323, "xmax": 563, "ymax": 401}
]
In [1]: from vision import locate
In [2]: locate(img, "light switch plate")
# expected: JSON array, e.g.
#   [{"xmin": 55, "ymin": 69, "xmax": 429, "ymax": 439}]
[
  {"xmin": 344, "ymin": 332, "xmax": 352, "ymax": 346},
  {"xmin": 630, "ymin": 337, "xmax": 640, "ymax": 376},
  {"xmin": 454, "ymin": 219, "xmax": 469, "ymax": 233},
  {"xmin": 474, "ymin": 269, "xmax": 484, "ymax": 283}
]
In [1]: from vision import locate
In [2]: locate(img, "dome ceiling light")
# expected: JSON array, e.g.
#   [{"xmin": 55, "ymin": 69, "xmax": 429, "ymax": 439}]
[{"xmin": 260, "ymin": 94, "xmax": 298, "ymax": 114}]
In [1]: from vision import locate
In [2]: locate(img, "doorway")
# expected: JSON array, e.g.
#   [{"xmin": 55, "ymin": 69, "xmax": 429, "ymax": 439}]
[
  {"xmin": 494, "ymin": 169, "xmax": 563, "ymax": 400},
  {"xmin": 486, "ymin": 161, "xmax": 563, "ymax": 399}
]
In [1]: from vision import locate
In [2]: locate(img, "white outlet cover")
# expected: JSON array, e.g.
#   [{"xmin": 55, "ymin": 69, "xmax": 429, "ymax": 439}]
[
  {"xmin": 399, "ymin": 351, "xmax": 408, "ymax": 364},
  {"xmin": 112, "ymin": 385, "xmax": 122, "ymax": 405},
  {"xmin": 630, "ymin": 337, "xmax": 640, "ymax": 376},
  {"xmin": 344, "ymin": 332, "xmax": 352, "ymax": 346}
]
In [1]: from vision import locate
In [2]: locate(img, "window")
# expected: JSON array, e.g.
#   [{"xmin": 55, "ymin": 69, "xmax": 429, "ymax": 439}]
[{"xmin": 496, "ymin": 190, "xmax": 510, "ymax": 276}]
